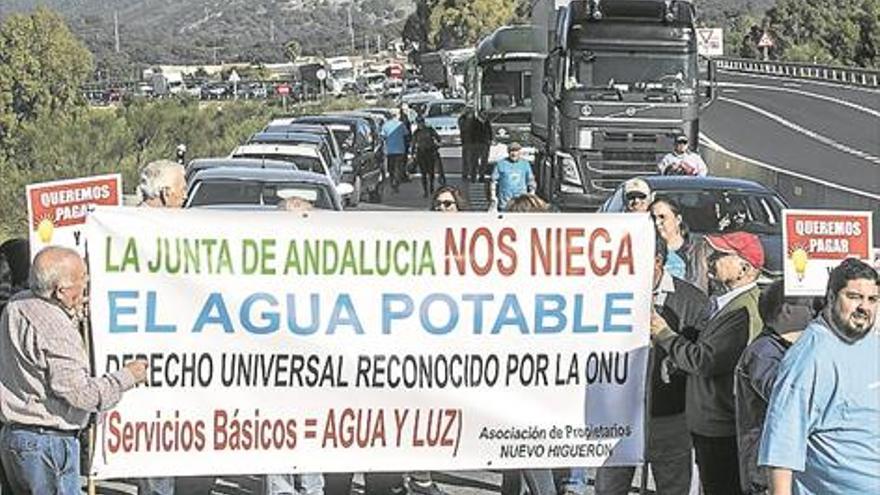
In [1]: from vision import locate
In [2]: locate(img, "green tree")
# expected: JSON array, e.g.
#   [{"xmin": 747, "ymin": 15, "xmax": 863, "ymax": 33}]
[
  {"xmin": 428, "ymin": 0, "xmax": 518, "ymax": 49},
  {"xmin": 0, "ymin": 8, "xmax": 94, "ymax": 149},
  {"xmin": 763, "ymin": 0, "xmax": 879, "ymax": 67}
]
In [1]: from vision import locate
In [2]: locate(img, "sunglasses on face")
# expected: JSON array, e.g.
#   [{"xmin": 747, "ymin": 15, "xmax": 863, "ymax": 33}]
[
  {"xmin": 625, "ymin": 192, "xmax": 647, "ymax": 202},
  {"xmin": 434, "ymin": 200, "xmax": 457, "ymax": 209}
]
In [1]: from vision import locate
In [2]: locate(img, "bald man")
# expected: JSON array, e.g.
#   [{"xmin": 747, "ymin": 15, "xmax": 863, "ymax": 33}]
[{"xmin": 0, "ymin": 247, "xmax": 147, "ymax": 494}]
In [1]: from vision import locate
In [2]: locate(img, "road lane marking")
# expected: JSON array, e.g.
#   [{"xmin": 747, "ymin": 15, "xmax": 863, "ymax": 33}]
[
  {"xmin": 719, "ymin": 69, "xmax": 880, "ymax": 96},
  {"xmin": 700, "ymin": 133, "xmax": 880, "ymax": 201},
  {"xmin": 718, "ymin": 96, "xmax": 880, "ymax": 166},
  {"xmin": 717, "ymin": 81, "xmax": 880, "ymax": 118}
]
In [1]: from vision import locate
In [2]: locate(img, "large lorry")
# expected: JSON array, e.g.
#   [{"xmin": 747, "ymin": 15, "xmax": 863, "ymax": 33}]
[
  {"xmin": 531, "ymin": 0, "xmax": 715, "ymax": 209},
  {"xmin": 325, "ymin": 56, "xmax": 357, "ymax": 95},
  {"xmin": 470, "ymin": 25, "xmax": 542, "ymax": 162},
  {"xmin": 419, "ymin": 48, "xmax": 475, "ymax": 97}
]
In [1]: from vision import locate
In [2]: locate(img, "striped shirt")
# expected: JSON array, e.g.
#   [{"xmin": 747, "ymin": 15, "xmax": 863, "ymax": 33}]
[{"xmin": 0, "ymin": 291, "xmax": 136, "ymax": 430}]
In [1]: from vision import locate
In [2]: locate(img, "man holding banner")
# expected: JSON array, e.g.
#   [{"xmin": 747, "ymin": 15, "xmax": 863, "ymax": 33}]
[
  {"xmin": 651, "ymin": 231, "xmax": 764, "ymax": 495},
  {"xmin": 0, "ymin": 247, "xmax": 147, "ymax": 494}
]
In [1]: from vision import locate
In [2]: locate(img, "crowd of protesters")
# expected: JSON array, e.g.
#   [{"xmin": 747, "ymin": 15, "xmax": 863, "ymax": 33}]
[{"xmin": 0, "ymin": 117, "xmax": 878, "ymax": 495}]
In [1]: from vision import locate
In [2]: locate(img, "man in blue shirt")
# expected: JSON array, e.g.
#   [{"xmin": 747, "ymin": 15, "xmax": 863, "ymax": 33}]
[
  {"xmin": 758, "ymin": 258, "xmax": 879, "ymax": 495},
  {"xmin": 382, "ymin": 115, "xmax": 407, "ymax": 192},
  {"xmin": 489, "ymin": 142, "xmax": 536, "ymax": 211}
]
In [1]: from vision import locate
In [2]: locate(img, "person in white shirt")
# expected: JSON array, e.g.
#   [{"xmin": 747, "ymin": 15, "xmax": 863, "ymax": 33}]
[{"xmin": 658, "ymin": 136, "xmax": 708, "ymax": 176}]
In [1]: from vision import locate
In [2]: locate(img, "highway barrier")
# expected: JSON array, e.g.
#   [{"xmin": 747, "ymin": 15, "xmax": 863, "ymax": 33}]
[
  {"xmin": 716, "ymin": 57, "xmax": 880, "ymax": 88},
  {"xmin": 700, "ymin": 135, "xmax": 880, "ymax": 245}
]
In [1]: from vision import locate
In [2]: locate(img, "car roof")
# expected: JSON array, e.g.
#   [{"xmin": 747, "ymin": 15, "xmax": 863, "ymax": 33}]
[
  {"xmin": 233, "ymin": 143, "xmax": 320, "ymax": 158},
  {"xmin": 250, "ymin": 132, "xmax": 324, "ymax": 144},
  {"xmin": 428, "ymin": 99, "xmax": 466, "ymax": 106},
  {"xmin": 187, "ymin": 157, "xmax": 298, "ymax": 173},
  {"xmin": 294, "ymin": 115, "xmax": 363, "ymax": 127},
  {"xmin": 191, "ymin": 167, "xmax": 332, "ymax": 184},
  {"xmin": 266, "ymin": 120, "xmax": 329, "ymax": 131},
  {"xmin": 637, "ymin": 176, "xmax": 777, "ymax": 194}
]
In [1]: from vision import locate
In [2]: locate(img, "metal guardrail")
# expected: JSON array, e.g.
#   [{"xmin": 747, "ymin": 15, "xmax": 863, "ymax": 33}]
[
  {"xmin": 700, "ymin": 135, "xmax": 880, "ymax": 245},
  {"xmin": 715, "ymin": 57, "xmax": 880, "ymax": 88}
]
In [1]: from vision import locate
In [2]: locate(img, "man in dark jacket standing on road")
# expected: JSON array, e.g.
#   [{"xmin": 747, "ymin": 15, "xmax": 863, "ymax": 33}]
[
  {"xmin": 590, "ymin": 236, "xmax": 708, "ymax": 495},
  {"xmin": 651, "ymin": 231, "xmax": 764, "ymax": 495},
  {"xmin": 734, "ymin": 280, "xmax": 813, "ymax": 495},
  {"xmin": 458, "ymin": 107, "xmax": 479, "ymax": 182}
]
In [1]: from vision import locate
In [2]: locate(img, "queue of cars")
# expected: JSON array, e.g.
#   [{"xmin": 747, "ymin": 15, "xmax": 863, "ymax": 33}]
[{"xmin": 183, "ymin": 108, "xmax": 396, "ymax": 211}]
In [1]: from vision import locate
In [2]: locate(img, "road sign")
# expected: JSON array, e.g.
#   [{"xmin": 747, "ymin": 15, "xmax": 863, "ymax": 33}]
[
  {"xmin": 757, "ymin": 32, "xmax": 774, "ymax": 48},
  {"xmin": 316, "ymin": 68, "xmax": 327, "ymax": 81},
  {"xmin": 696, "ymin": 28, "xmax": 724, "ymax": 57},
  {"xmin": 26, "ymin": 174, "xmax": 122, "ymax": 259},
  {"xmin": 276, "ymin": 84, "xmax": 291, "ymax": 96},
  {"xmin": 782, "ymin": 209, "xmax": 873, "ymax": 296},
  {"xmin": 228, "ymin": 70, "xmax": 241, "ymax": 83}
]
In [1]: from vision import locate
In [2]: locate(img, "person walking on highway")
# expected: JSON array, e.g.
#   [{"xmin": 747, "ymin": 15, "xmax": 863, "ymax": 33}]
[
  {"xmin": 476, "ymin": 110, "xmax": 492, "ymax": 182},
  {"xmin": 490, "ymin": 142, "xmax": 536, "ymax": 211},
  {"xmin": 400, "ymin": 104, "xmax": 414, "ymax": 182},
  {"xmin": 458, "ymin": 107, "xmax": 479, "ymax": 182},
  {"xmin": 658, "ymin": 136, "xmax": 708, "ymax": 176},
  {"xmin": 413, "ymin": 116, "xmax": 443, "ymax": 197},
  {"xmin": 382, "ymin": 113, "xmax": 408, "ymax": 193}
]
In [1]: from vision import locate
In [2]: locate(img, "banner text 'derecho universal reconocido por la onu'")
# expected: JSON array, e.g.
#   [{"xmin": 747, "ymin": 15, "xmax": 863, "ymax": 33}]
[{"xmin": 86, "ymin": 207, "xmax": 653, "ymax": 479}]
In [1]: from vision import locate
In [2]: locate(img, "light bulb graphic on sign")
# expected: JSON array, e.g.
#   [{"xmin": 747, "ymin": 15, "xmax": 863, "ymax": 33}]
[{"xmin": 790, "ymin": 246, "xmax": 809, "ymax": 281}]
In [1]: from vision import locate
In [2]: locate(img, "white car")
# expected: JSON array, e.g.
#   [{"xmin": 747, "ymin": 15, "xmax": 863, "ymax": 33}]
[{"xmin": 230, "ymin": 143, "xmax": 343, "ymax": 188}]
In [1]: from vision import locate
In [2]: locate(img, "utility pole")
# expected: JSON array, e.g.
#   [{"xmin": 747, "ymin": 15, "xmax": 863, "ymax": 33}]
[
  {"xmin": 270, "ymin": 20, "xmax": 275, "ymax": 43},
  {"xmin": 347, "ymin": 3, "xmax": 355, "ymax": 54},
  {"xmin": 113, "ymin": 10, "xmax": 120, "ymax": 53},
  {"xmin": 364, "ymin": 34, "xmax": 369, "ymax": 56},
  {"xmin": 376, "ymin": 34, "xmax": 381, "ymax": 54}
]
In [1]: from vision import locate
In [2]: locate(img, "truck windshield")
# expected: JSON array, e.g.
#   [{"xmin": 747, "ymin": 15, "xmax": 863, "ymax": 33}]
[
  {"xmin": 481, "ymin": 64, "xmax": 532, "ymax": 109},
  {"xmin": 570, "ymin": 50, "xmax": 694, "ymax": 90}
]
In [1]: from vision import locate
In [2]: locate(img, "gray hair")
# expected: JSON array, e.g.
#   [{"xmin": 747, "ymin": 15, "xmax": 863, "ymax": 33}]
[
  {"xmin": 29, "ymin": 246, "xmax": 82, "ymax": 298},
  {"xmin": 137, "ymin": 160, "xmax": 185, "ymax": 201}
]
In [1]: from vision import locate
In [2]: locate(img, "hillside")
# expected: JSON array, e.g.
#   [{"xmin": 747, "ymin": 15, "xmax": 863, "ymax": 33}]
[{"xmin": 0, "ymin": 0, "xmax": 413, "ymax": 67}]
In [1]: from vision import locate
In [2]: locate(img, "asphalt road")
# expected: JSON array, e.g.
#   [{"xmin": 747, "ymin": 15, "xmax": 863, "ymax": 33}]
[{"xmin": 703, "ymin": 71, "xmax": 880, "ymax": 198}]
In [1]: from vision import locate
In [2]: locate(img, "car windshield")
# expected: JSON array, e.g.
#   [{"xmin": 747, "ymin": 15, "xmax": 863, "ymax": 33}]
[
  {"xmin": 570, "ymin": 50, "xmax": 694, "ymax": 90},
  {"xmin": 188, "ymin": 180, "xmax": 333, "ymax": 209},
  {"xmin": 427, "ymin": 102, "xmax": 465, "ymax": 117},
  {"xmin": 658, "ymin": 190, "xmax": 785, "ymax": 235}
]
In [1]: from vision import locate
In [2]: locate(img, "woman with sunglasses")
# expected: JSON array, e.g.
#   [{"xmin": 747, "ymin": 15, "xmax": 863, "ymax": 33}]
[{"xmin": 430, "ymin": 185, "xmax": 467, "ymax": 212}]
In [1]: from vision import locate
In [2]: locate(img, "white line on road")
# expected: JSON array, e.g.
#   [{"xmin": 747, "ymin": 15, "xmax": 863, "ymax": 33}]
[
  {"xmin": 717, "ymin": 81, "xmax": 880, "ymax": 118},
  {"xmin": 700, "ymin": 133, "xmax": 880, "ymax": 201},
  {"xmin": 718, "ymin": 96, "xmax": 880, "ymax": 166},
  {"xmin": 718, "ymin": 69, "xmax": 880, "ymax": 96}
]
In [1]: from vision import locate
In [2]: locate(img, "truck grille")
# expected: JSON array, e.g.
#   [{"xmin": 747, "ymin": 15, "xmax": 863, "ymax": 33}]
[{"xmin": 601, "ymin": 150, "xmax": 658, "ymax": 162}]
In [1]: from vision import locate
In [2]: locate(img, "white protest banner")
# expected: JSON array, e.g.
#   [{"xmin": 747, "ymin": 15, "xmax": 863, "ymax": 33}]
[
  {"xmin": 86, "ymin": 207, "xmax": 652, "ymax": 479},
  {"xmin": 783, "ymin": 209, "xmax": 873, "ymax": 296},
  {"xmin": 26, "ymin": 174, "xmax": 122, "ymax": 259}
]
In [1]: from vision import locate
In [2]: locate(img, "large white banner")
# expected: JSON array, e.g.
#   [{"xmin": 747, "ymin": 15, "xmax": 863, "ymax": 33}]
[{"xmin": 86, "ymin": 207, "xmax": 653, "ymax": 479}]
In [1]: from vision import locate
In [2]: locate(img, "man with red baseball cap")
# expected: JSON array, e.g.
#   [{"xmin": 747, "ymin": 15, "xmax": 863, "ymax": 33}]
[{"xmin": 650, "ymin": 231, "xmax": 764, "ymax": 495}]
